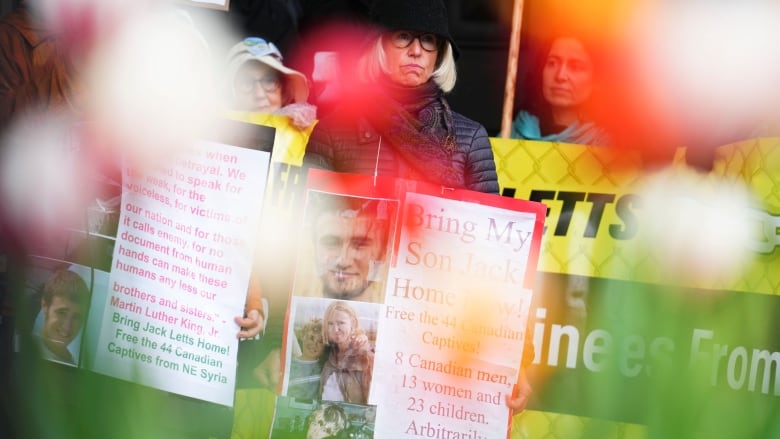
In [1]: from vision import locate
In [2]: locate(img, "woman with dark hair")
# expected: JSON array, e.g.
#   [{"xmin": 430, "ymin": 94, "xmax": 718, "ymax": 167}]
[{"xmin": 510, "ymin": 34, "xmax": 612, "ymax": 146}]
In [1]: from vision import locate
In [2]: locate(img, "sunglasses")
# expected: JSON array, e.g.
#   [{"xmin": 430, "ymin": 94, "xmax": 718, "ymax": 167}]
[{"xmin": 387, "ymin": 30, "xmax": 440, "ymax": 52}]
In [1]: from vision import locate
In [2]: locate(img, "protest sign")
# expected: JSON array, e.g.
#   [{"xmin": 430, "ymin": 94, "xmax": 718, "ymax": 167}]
[
  {"xmin": 85, "ymin": 141, "xmax": 269, "ymax": 406},
  {"xmin": 272, "ymin": 170, "xmax": 546, "ymax": 438},
  {"xmin": 372, "ymin": 188, "xmax": 544, "ymax": 438}
]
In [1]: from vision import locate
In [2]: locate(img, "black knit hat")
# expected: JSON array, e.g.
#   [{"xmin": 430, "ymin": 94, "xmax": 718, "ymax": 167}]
[{"xmin": 370, "ymin": 0, "xmax": 460, "ymax": 60}]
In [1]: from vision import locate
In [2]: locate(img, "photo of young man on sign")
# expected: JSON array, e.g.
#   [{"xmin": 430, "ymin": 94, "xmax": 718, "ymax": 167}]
[{"xmin": 292, "ymin": 192, "xmax": 398, "ymax": 304}]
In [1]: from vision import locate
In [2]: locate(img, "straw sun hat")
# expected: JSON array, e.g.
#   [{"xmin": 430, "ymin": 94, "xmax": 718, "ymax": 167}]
[{"xmin": 226, "ymin": 37, "xmax": 309, "ymax": 104}]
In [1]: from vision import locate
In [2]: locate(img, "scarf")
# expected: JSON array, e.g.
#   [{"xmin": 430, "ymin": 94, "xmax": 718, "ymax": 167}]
[
  {"xmin": 511, "ymin": 110, "xmax": 612, "ymax": 146},
  {"xmin": 365, "ymin": 78, "xmax": 465, "ymax": 188}
]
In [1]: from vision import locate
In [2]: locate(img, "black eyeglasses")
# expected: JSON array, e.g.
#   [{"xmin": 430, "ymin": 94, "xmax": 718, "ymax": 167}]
[
  {"xmin": 237, "ymin": 75, "xmax": 282, "ymax": 93},
  {"xmin": 388, "ymin": 30, "xmax": 440, "ymax": 52}
]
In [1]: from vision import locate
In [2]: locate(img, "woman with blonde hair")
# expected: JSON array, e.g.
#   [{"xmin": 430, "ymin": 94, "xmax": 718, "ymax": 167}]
[
  {"xmin": 319, "ymin": 301, "xmax": 373, "ymax": 404},
  {"xmin": 304, "ymin": 0, "xmax": 498, "ymax": 194},
  {"xmin": 288, "ymin": 317, "xmax": 327, "ymax": 400}
]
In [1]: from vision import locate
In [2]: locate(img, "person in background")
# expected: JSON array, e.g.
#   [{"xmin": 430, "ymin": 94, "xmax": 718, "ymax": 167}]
[
  {"xmin": 303, "ymin": 0, "xmax": 498, "ymax": 194},
  {"xmin": 225, "ymin": 36, "xmax": 316, "ymax": 130},
  {"xmin": 36, "ymin": 269, "xmax": 91, "ymax": 365},
  {"xmin": 319, "ymin": 300, "xmax": 373, "ymax": 404},
  {"xmin": 509, "ymin": 33, "xmax": 612, "ymax": 146}
]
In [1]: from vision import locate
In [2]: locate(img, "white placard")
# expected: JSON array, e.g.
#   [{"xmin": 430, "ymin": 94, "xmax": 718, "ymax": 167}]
[
  {"xmin": 89, "ymin": 141, "xmax": 269, "ymax": 406},
  {"xmin": 371, "ymin": 192, "xmax": 534, "ymax": 437}
]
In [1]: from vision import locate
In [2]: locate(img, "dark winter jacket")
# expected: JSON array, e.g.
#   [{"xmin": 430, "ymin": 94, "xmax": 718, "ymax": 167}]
[{"xmin": 304, "ymin": 107, "xmax": 499, "ymax": 194}]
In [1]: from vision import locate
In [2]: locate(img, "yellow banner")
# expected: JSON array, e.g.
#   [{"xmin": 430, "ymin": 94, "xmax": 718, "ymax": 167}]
[
  {"xmin": 492, "ymin": 137, "xmax": 643, "ymax": 279},
  {"xmin": 711, "ymin": 138, "xmax": 780, "ymax": 294},
  {"xmin": 491, "ymin": 137, "xmax": 780, "ymax": 296}
]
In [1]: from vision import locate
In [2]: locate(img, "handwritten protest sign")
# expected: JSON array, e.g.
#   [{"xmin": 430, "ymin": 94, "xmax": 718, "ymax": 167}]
[{"xmin": 86, "ymin": 141, "xmax": 269, "ymax": 406}]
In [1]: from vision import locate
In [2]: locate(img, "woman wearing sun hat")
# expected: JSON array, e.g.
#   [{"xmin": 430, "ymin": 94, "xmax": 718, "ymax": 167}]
[{"xmin": 226, "ymin": 36, "xmax": 316, "ymax": 129}]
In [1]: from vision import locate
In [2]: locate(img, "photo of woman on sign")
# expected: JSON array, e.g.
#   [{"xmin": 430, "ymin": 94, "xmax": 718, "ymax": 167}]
[{"xmin": 319, "ymin": 300, "xmax": 374, "ymax": 405}]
